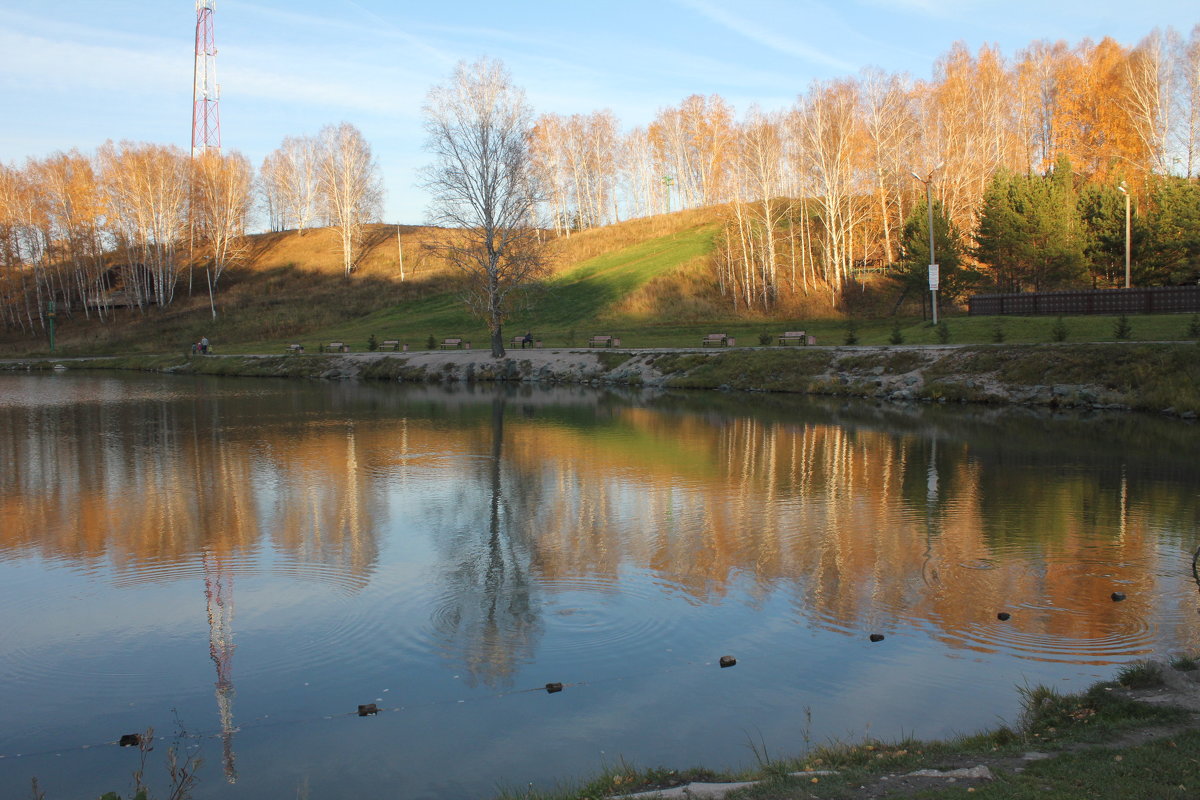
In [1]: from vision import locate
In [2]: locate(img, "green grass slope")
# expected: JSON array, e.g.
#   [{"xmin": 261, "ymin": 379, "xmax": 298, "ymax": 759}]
[{"xmin": 236, "ymin": 223, "xmax": 720, "ymax": 352}]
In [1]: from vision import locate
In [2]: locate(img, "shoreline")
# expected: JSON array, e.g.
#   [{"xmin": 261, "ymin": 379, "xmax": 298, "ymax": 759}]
[{"xmin": 4, "ymin": 341, "xmax": 1198, "ymax": 418}]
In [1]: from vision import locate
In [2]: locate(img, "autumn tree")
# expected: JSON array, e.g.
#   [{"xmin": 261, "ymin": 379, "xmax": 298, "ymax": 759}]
[
  {"xmin": 192, "ymin": 150, "xmax": 254, "ymax": 316},
  {"xmin": 98, "ymin": 141, "xmax": 190, "ymax": 309},
  {"xmin": 260, "ymin": 134, "xmax": 321, "ymax": 234},
  {"xmin": 421, "ymin": 57, "xmax": 548, "ymax": 358},
  {"xmin": 317, "ymin": 123, "xmax": 382, "ymax": 277}
]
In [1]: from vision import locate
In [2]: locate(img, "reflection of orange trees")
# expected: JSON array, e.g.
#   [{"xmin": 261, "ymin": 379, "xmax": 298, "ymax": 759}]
[
  {"xmin": 0, "ymin": 408, "xmax": 381, "ymax": 587},
  {"xmin": 504, "ymin": 412, "xmax": 1192, "ymax": 660}
]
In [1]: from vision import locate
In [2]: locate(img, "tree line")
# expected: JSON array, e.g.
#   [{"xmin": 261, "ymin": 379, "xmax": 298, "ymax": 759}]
[
  {"xmin": 529, "ymin": 26, "xmax": 1200, "ymax": 309},
  {"xmin": 0, "ymin": 123, "xmax": 380, "ymax": 333},
  {"xmin": 2, "ymin": 25, "xmax": 1199, "ymax": 337}
]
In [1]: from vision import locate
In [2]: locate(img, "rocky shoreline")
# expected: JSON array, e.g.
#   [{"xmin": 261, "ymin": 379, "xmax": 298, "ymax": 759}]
[{"xmin": 5, "ymin": 341, "xmax": 1199, "ymax": 418}]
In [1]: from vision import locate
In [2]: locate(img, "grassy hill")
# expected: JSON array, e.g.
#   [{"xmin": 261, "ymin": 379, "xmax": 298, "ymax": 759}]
[{"xmin": 3, "ymin": 209, "xmax": 1200, "ymax": 357}]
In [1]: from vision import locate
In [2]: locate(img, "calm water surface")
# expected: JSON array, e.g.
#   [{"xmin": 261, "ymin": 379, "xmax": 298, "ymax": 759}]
[{"xmin": 1, "ymin": 373, "xmax": 1198, "ymax": 799}]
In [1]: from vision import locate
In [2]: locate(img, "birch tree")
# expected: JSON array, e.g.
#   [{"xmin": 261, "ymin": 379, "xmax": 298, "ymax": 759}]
[
  {"xmin": 192, "ymin": 150, "xmax": 254, "ymax": 316},
  {"xmin": 317, "ymin": 123, "xmax": 382, "ymax": 277},
  {"xmin": 421, "ymin": 57, "xmax": 548, "ymax": 358}
]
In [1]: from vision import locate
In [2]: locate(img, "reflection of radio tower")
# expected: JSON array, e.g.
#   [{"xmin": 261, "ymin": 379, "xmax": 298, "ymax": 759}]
[{"xmin": 203, "ymin": 548, "xmax": 237, "ymax": 783}]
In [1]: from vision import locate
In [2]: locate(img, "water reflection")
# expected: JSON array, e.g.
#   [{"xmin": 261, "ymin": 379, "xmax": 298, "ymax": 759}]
[
  {"xmin": 1, "ymin": 377, "xmax": 1198, "ymax": 676},
  {"xmin": 1, "ymin": 374, "xmax": 1200, "ymax": 798}
]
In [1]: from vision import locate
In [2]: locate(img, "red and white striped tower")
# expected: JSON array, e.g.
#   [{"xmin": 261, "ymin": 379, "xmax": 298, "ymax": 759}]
[{"xmin": 191, "ymin": 0, "xmax": 221, "ymax": 156}]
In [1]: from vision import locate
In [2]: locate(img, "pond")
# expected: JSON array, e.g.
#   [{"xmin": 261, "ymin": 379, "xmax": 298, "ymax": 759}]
[{"xmin": 0, "ymin": 372, "xmax": 1197, "ymax": 799}]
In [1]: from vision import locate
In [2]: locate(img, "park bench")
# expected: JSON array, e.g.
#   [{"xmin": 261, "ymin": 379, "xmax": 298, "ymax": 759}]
[
  {"xmin": 321, "ymin": 341, "xmax": 349, "ymax": 353},
  {"xmin": 588, "ymin": 335, "xmax": 621, "ymax": 348},
  {"xmin": 510, "ymin": 335, "xmax": 540, "ymax": 349},
  {"xmin": 701, "ymin": 333, "xmax": 734, "ymax": 347},
  {"xmin": 284, "ymin": 343, "xmax": 304, "ymax": 354},
  {"xmin": 778, "ymin": 331, "xmax": 806, "ymax": 345},
  {"xmin": 379, "ymin": 339, "xmax": 405, "ymax": 352},
  {"xmin": 439, "ymin": 338, "xmax": 470, "ymax": 349}
]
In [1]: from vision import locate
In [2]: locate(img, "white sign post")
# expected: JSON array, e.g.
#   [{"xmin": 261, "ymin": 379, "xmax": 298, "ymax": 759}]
[{"xmin": 928, "ymin": 263, "xmax": 939, "ymax": 325}]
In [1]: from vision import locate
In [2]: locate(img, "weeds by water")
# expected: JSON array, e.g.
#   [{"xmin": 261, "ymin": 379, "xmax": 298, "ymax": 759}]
[{"xmin": 1117, "ymin": 660, "xmax": 1166, "ymax": 689}]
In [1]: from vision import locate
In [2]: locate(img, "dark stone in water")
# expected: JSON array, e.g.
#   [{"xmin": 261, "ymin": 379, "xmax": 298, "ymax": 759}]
[
  {"xmin": 119, "ymin": 734, "xmax": 142, "ymax": 747},
  {"xmin": 357, "ymin": 703, "xmax": 379, "ymax": 716},
  {"xmin": 719, "ymin": 655, "xmax": 737, "ymax": 668},
  {"xmin": 997, "ymin": 612, "xmax": 1011, "ymax": 621},
  {"xmin": 1111, "ymin": 592, "xmax": 1126, "ymax": 602},
  {"xmin": 869, "ymin": 634, "xmax": 885, "ymax": 642},
  {"xmin": 545, "ymin": 682, "xmax": 564, "ymax": 693}
]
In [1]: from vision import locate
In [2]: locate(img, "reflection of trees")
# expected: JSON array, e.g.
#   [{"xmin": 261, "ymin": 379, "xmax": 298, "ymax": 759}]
[
  {"xmin": 502, "ymin": 401, "xmax": 1200, "ymax": 658},
  {"xmin": 431, "ymin": 393, "xmax": 543, "ymax": 687},
  {"xmin": 0, "ymin": 379, "xmax": 381, "ymax": 586},
  {"xmin": 3, "ymin": 376, "xmax": 1200, "ymax": 670}
]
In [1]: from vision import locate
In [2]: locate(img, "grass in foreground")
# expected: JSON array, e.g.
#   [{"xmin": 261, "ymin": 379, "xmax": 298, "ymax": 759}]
[{"xmin": 493, "ymin": 662, "xmax": 1195, "ymax": 800}]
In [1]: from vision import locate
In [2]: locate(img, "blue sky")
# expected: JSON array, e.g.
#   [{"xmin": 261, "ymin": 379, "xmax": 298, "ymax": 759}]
[{"xmin": 1, "ymin": 1, "xmax": 1196, "ymax": 225}]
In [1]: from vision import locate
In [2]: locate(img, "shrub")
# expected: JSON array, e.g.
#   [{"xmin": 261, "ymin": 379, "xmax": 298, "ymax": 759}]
[
  {"xmin": 1113, "ymin": 314, "xmax": 1133, "ymax": 340},
  {"xmin": 1051, "ymin": 317, "xmax": 1069, "ymax": 342},
  {"xmin": 1171, "ymin": 654, "xmax": 1198, "ymax": 671},
  {"xmin": 935, "ymin": 321, "xmax": 950, "ymax": 344},
  {"xmin": 889, "ymin": 323, "xmax": 904, "ymax": 345},
  {"xmin": 758, "ymin": 332, "xmax": 772, "ymax": 346},
  {"xmin": 367, "ymin": 333, "xmax": 378, "ymax": 352},
  {"xmin": 1116, "ymin": 660, "xmax": 1164, "ymax": 689},
  {"xmin": 844, "ymin": 323, "xmax": 859, "ymax": 346},
  {"xmin": 426, "ymin": 334, "xmax": 436, "ymax": 350},
  {"xmin": 1186, "ymin": 315, "xmax": 1200, "ymax": 339},
  {"xmin": 991, "ymin": 321, "xmax": 1006, "ymax": 343}
]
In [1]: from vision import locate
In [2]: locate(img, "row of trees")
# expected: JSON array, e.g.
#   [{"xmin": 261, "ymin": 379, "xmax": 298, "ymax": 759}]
[
  {"xmin": 0, "ymin": 123, "xmax": 381, "ymax": 332},
  {"xmin": 528, "ymin": 27, "xmax": 1200, "ymax": 309},
  {"xmin": 893, "ymin": 158, "xmax": 1200, "ymax": 300},
  {"xmin": 4, "ymin": 26, "xmax": 1198, "ymax": 337}
]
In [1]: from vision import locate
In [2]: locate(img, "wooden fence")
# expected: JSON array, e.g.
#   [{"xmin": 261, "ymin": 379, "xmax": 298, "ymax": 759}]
[{"xmin": 968, "ymin": 286, "xmax": 1200, "ymax": 316}]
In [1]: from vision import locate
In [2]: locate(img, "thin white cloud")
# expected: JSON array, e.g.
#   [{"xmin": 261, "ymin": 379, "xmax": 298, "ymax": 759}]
[
  {"xmin": 671, "ymin": 0, "xmax": 857, "ymax": 71},
  {"xmin": 238, "ymin": 1, "xmax": 458, "ymax": 67}
]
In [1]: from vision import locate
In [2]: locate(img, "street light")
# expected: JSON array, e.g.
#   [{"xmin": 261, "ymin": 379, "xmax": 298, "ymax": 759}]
[
  {"xmin": 910, "ymin": 162, "xmax": 945, "ymax": 325},
  {"xmin": 1116, "ymin": 182, "xmax": 1131, "ymax": 289}
]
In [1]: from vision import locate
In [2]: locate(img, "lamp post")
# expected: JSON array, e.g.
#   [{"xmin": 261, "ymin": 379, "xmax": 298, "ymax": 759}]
[
  {"xmin": 910, "ymin": 162, "xmax": 944, "ymax": 325},
  {"xmin": 47, "ymin": 300, "xmax": 56, "ymax": 353},
  {"xmin": 1117, "ymin": 182, "xmax": 1130, "ymax": 288}
]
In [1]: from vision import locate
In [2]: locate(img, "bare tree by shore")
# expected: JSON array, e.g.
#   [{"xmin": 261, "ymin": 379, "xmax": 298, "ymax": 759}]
[{"xmin": 421, "ymin": 57, "xmax": 547, "ymax": 358}]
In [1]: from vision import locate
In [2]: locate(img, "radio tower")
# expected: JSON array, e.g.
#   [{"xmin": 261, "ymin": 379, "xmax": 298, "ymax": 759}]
[{"xmin": 191, "ymin": 0, "xmax": 221, "ymax": 156}]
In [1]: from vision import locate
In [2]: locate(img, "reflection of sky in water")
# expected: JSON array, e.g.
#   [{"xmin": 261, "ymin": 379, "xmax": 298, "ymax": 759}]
[{"xmin": 0, "ymin": 372, "xmax": 1198, "ymax": 799}]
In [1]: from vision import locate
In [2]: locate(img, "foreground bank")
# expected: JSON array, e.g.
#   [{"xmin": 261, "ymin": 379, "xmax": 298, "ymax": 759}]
[
  {"xmin": 497, "ymin": 657, "xmax": 1200, "ymax": 800},
  {"xmin": 7, "ymin": 342, "xmax": 1199, "ymax": 417}
]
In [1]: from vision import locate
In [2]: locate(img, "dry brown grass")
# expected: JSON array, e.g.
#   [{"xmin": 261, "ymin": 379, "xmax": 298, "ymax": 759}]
[{"xmin": 241, "ymin": 223, "xmax": 460, "ymax": 280}]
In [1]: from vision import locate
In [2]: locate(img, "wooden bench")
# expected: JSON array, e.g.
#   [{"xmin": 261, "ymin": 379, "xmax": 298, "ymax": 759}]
[
  {"xmin": 379, "ymin": 339, "xmax": 405, "ymax": 352},
  {"xmin": 321, "ymin": 341, "xmax": 349, "ymax": 353},
  {"xmin": 510, "ymin": 335, "xmax": 540, "ymax": 349},
  {"xmin": 701, "ymin": 333, "xmax": 734, "ymax": 347},
  {"xmin": 778, "ymin": 331, "xmax": 806, "ymax": 345},
  {"xmin": 588, "ymin": 335, "xmax": 621, "ymax": 348},
  {"xmin": 439, "ymin": 338, "xmax": 470, "ymax": 349},
  {"xmin": 284, "ymin": 343, "xmax": 304, "ymax": 354}
]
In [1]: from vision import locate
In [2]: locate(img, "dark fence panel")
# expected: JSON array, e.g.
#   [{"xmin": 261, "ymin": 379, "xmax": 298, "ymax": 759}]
[{"xmin": 968, "ymin": 286, "xmax": 1200, "ymax": 316}]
